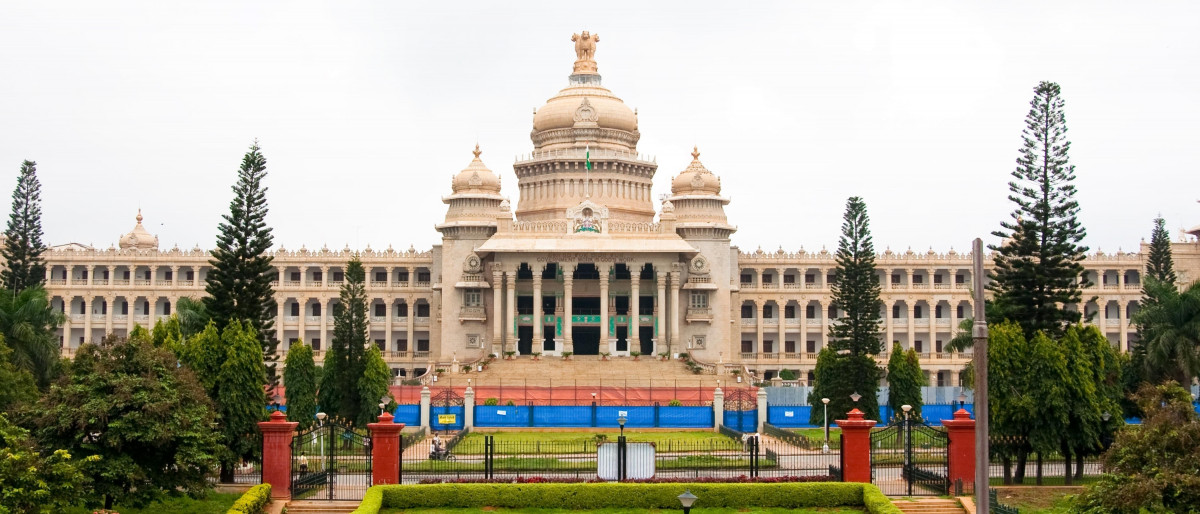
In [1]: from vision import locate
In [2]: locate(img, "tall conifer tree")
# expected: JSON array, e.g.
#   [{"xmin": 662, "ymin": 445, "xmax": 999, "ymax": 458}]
[
  {"xmin": 1145, "ymin": 216, "xmax": 1176, "ymax": 287},
  {"xmin": 283, "ymin": 340, "xmax": 318, "ymax": 430},
  {"xmin": 1, "ymin": 160, "xmax": 47, "ymax": 293},
  {"xmin": 814, "ymin": 196, "xmax": 885, "ymax": 421},
  {"xmin": 318, "ymin": 256, "xmax": 368, "ymax": 425},
  {"xmin": 204, "ymin": 142, "xmax": 279, "ymax": 381},
  {"xmin": 989, "ymin": 81, "xmax": 1089, "ymax": 340}
]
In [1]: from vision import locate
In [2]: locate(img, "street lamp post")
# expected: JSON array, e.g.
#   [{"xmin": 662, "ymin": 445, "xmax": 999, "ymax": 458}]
[
  {"xmin": 901, "ymin": 404, "xmax": 913, "ymax": 497},
  {"xmin": 617, "ymin": 415, "xmax": 628, "ymax": 481},
  {"xmin": 316, "ymin": 411, "xmax": 327, "ymax": 469},
  {"xmin": 677, "ymin": 489, "xmax": 698, "ymax": 514},
  {"xmin": 957, "ymin": 390, "xmax": 968, "ymax": 411},
  {"xmin": 821, "ymin": 397, "xmax": 830, "ymax": 454}
]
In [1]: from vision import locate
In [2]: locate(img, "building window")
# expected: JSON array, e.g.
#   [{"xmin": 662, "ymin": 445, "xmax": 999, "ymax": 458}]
[
  {"xmin": 915, "ymin": 340, "xmax": 924, "ymax": 353},
  {"xmin": 956, "ymin": 274, "xmax": 965, "ymax": 284},
  {"xmin": 313, "ymin": 271, "xmax": 323, "ymax": 282},
  {"xmin": 417, "ymin": 271, "xmax": 431, "ymax": 282},
  {"xmin": 398, "ymin": 270, "xmax": 410, "ymax": 282},
  {"xmin": 914, "ymin": 306, "xmax": 923, "ymax": 319},
  {"xmin": 417, "ymin": 339, "xmax": 429, "ymax": 352},
  {"xmin": 689, "ymin": 292, "xmax": 707, "ymax": 309},
  {"xmin": 143, "ymin": 270, "xmax": 151, "ymax": 280},
  {"xmin": 785, "ymin": 340, "xmax": 796, "ymax": 353},
  {"xmin": 913, "ymin": 274, "xmax": 923, "ymax": 284},
  {"xmin": 956, "ymin": 305, "xmax": 965, "ymax": 318},
  {"xmin": 935, "ymin": 305, "xmax": 943, "ymax": 318},
  {"xmin": 162, "ymin": 302, "xmax": 171, "ymax": 315},
  {"xmin": 465, "ymin": 289, "xmax": 482, "ymax": 307},
  {"xmin": 396, "ymin": 303, "xmax": 408, "ymax": 317},
  {"xmin": 891, "ymin": 274, "xmax": 901, "ymax": 284},
  {"xmin": 892, "ymin": 305, "xmax": 901, "ymax": 318},
  {"xmin": 785, "ymin": 305, "xmax": 796, "ymax": 318},
  {"xmin": 375, "ymin": 339, "xmax": 385, "ymax": 351},
  {"xmin": 290, "ymin": 302, "xmax": 300, "ymax": 316},
  {"xmin": 396, "ymin": 339, "xmax": 408, "ymax": 351},
  {"xmin": 142, "ymin": 301, "xmax": 150, "ymax": 315},
  {"xmin": 806, "ymin": 340, "xmax": 816, "ymax": 353},
  {"xmin": 936, "ymin": 340, "xmax": 943, "ymax": 353},
  {"xmin": 164, "ymin": 270, "xmax": 173, "ymax": 281},
  {"xmin": 374, "ymin": 304, "xmax": 386, "ymax": 317},
  {"xmin": 123, "ymin": 270, "xmax": 130, "ymax": 280},
  {"xmin": 763, "ymin": 340, "xmax": 774, "ymax": 353},
  {"xmin": 762, "ymin": 274, "xmax": 773, "ymax": 284},
  {"xmin": 120, "ymin": 301, "xmax": 128, "ymax": 315},
  {"xmin": 827, "ymin": 305, "xmax": 836, "ymax": 319},
  {"xmin": 784, "ymin": 274, "xmax": 795, "ymax": 284},
  {"xmin": 806, "ymin": 305, "xmax": 816, "ymax": 318},
  {"xmin": 311, "ymin": 338, "xmax": 321, "ymax": 351},
  {"xmin": 375, "ymin": 272, "xmax": 387, "ymax": 282},
  {"xmin": 186, "ymin": 270, "xmax": 195, "ymax": 281},
  {"xmin": 416, "ymin": 303, "xmax": 430, "ymax": 317},
  {"xmin": 291, "ymin": 272, "xmax": 301, "ymax": 281},
  {"xmin": 741, "ymin": 340, "xmax": 753, "ymax": 353},
  {"xmin": 312, "ymin": 304, "xmax": 322, "ymax": 316},
  {"xmin": 763, "ymin": 305, "xmax": 774, "ymax": 318},
  {"xmin": 333, "ymin": 271, "xmax": 344, "ymax": 282},
  {"xmin": 741, "ymin": 305, "xmax": 753, "ymax": 318},
  {"xmin": 740, "ymin": 273, "xmax": 752, "ymax": 284},
  {"xmin": 934, "ymin": 274, "xmax": 943, "ymax": 284}
]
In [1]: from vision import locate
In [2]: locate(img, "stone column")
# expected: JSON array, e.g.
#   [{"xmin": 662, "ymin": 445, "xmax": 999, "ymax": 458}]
[
  {"xmin": 258, "ymin": 411, "xmax": 299, "ymax": 499},
  {"xmin": 321, "ymin": 266, "xmax": 330, "ymax": 289},
  {"xmin": 463, "ymin": 385, "xmax": 475, "ymax": 429},
  {"xmin": 298, "ymin": 298, "xmax": 307, "ymax": 342},
  {"xmin": 712, "ymin": 387, "xmax": 724, "ymax": 433},
  {"xmin": 171, "ymin": 265, "xmax": 180, "ymax": 288},
  {"xmin": 505, "ymin": 270, "xmax": 517, "ymax": 354},
  {"xmin": 368, "ymin": 412, "xmax": 405, "ymax": 486},
  {"xmin": 756, "ymin": 301, "xmax": 765, "ymax": 356},
  {"xmin": 941, "ymin": 408, "xmax": 976, "ymax": 492},
  {"xmin": 670, "ymin": 270, "xmax": 681, "ymax": 354},
  {"xmin": 835, "ymin": 408, "xmax": 877, "ymax": 483},
  {"xmin": 630, "ymin": 275, "xmax": 640, "ymax": 352},
  {"xmin": 104, "ymin": 296, "xmax": 115, "ymax": 335},
  {"xmin": 885, "ymin": 300, "xmax": 894, "ymax": 348},
  {"xmin": 277, "ymin": 302, "xmax": 287, "ymax": 352},
  {"xmin": 149, "ymin": 265, "xmax": 158, "ymax": 286},
  {"xmin": 1118, "ymin": 301, "xmax": 1129, "ymax": 353},
  {"xmin": 419, "ymin": 386, "xmax": 431, "ymax": 429},
  {"xmin": 756, "ymin": 387, "xmax": 768, "ymax": 432},
  {"xmin": 563, "ymin": 272, "xmax": 574, "ymax": 353},
  {"xmin": 599, "ymin": 264, "xmax": 611, "ymax": 354},
  {"xmin": 777, "ymin": 299, "xmax": 786, "ymax": 355},
  {"xmin": 406, "ymin": 296, "xmax": 415, "ymax": 355},
  {"xmin": 384, "ymin": 296, "xmax": 394, "ymax": 355},
  {"xmin": 907, "ymin": 303, "xmax": 916, "ymax": 350},
  {"xmin": 655, "ymin": 271, "xmax": 667, "ymax": 351},
  {"xmin": 798, "ymin": 300, "xmax": 807, "ymax": 356},
  {"xmin": 82, "ymin": 298, "xmax": 92, "ymax": 343},
  {"xmin": 86, "ymin": 265, "xmax": 95, "ymax": 286},
  {"xmin": 533, "ymin": 272, "xmax": 543, "ymax": 353},
  {"xmin": 319, "ymin": 298, "xmax": 329, "ymax": 348},
  {"xmin": 492, "ymin": 269, "xmax": 503, "ymax": 355}
]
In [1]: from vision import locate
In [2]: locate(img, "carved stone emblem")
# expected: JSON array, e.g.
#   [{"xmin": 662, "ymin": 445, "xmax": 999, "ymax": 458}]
[
  {"xmin": 468, "ymin": 171, "xmax": 482, "ymax": 186},
  {"xmin": 690, "ymin": 254, "xmax": 710, "ymax": 275},
  {"xmin": 464, "ymin": 253, "xmax": 483, "ymax": 274},
  {"xmin": 574, "ymin": 97, "xmax": 598, "ymax": 123},
  {"xmin": 690, "ymin": 173, "xmax": 705, "ymax": 189}
]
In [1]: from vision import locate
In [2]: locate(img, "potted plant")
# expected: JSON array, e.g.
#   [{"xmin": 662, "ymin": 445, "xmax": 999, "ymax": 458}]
[
  {"xmin": 658, "ymin": 352, "xmax": 670, "ymax": 361},
  {"xmin": 531, "ymin": 352, "xmax": 542, "ymax": 361},
  {"xmin": 600, "ymin": 352, "xmax": 611, "ymax": 361},
  {"xmin": 630, "ymin": 351, "xmax": 641, "ymax": 361},
  {"xmin": 561, "ymin": 351, "xmax": 573, "ymax": 360},
  {"xmin": 504, "ymin": 351, "xmax": 516, "ymax": 360},
  {"xmin": 677, "ymin": 352, "xmax": 689, "ymax": 361}
]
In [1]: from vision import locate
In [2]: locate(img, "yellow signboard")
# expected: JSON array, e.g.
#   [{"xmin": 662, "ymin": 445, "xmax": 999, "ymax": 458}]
[{"xmin": 437, "ymin": 414, "xmax": 457, "ymax": 425}]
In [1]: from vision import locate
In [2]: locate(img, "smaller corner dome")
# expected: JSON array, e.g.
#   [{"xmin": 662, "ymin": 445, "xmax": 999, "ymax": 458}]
[
  {"xmin": 118, "ymin": 209, "xmax": 159, "ymax": 250},
  {"xmin": 671, "ymin": 146, "xmax": 722, "ymax": 195},
  {"xmin": 451, "ymin": 144, "xmax": 502, "ymax": 194}
]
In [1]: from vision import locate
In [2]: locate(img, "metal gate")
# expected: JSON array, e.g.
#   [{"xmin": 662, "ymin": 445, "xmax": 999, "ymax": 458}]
[
  {"xmin": 723, "ymin": 388, "xmax": 757, "ymax": 433},
  {"xmin": 869, "ymin": 418, "xmax": 949, "ymax": 496},
  {"xmin": 291, "ymin": 422, "xmax": 372, "ymax": 501},
  {"xmin": 431, "ymin": 390, "xmax": 465, "ymax": 432}
]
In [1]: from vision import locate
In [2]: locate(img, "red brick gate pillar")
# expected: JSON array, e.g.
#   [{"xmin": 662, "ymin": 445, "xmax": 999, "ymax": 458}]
[
  {"xmin": 836, "ymin": 408, "xmax": 877, "ymax": 483},
  {"xmin": 368, "ymin": 412, "xmax": 406, "ymax": 485},
  {"xmin": 941, "ymin": 408, "xmax": 976, "ymax": 492},
  {"xmin": 258, "ymin": 410, "xmax": 299, "ymax": 499}
]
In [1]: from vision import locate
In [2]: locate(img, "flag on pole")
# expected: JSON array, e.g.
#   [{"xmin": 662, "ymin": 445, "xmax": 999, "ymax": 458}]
[
  {"xmin": 585, "ymin": 144, "xmax": 592, "ymax": 170},
  {"xmin": 585, "ymin": 144, "xmax": 592, "ymax": 197}
]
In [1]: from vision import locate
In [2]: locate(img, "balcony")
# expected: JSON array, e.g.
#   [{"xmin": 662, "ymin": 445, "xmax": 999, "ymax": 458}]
[
  {"xmin": 685, "ymin": 307, "xmax": 713, "ymax": 323},
  {"xmin": 1105, "ymin": 318, "xmax": 1120, "ymax": 327},
  {"xmin": 113, "ymin": 314, "xmax": 128, "ymax": 322},
  {"xmin": 386, "ymin": 351, "xmax": 409, "ymax": 359},
  {"xmin": 414, "ymin": 351, "xmax": 430, "ymax": 359},
  {"xmin": 49, "ymin": 279, "xmax": 67, "ymax": 286},
  {"xmin": 912, "ymin": 283, "xmax": 930, "ymax": 289},
  {"xmin": 369, "ymin": 281, "xmax": 389, "ymax": 289},
  {"xmin": 739, "ymin": 352, "xmax": 755, "ymax": 360},
  {"xmin": 1103, "ymin": 284, "xmax": 1119, "ymax": 290},
  {"xmin": 69, "ymin": 314, "xmax": 84, "ymax": 323},
  {"xmin": 393, "ymin": 281, "xmax": 410, "ymax": 288},
  {"xmin": 763, "ymin": 318, "xmax": 779, "ymax": 326},
  {"xmin": 134, "ymin": 315, "xmax": 149, "ymax": 323},
  {"xmin": 804, "ymin": 352, "xmax": 819, "ymax": 360},
  {"xmin": 394, "ymin": 316, "xmax": 409, "ymax": 325},
  {"xmin": 892, "ymin": 318, "xmax": 909, "ymax": 327},
  {"xmin": 783, "ymin": 352, "xmax": 800, "ymax": 359},
  {"xmin": 415, "ymin": 317, "xmax": 431, "ymax": 326},
  {"xmin": 915, "ymin": 319, "xmax": 930, "ymax": 327},
  {"xmin": 806, "ymin": 318, "xmax": 821, "ymax": 325},
  {"xmin": 936, "ymin": 318, "xmax": 951, "ymax": 327},
  {"xmin": 805, "ymin": 283, "xmax": 822, "ymax": 289},
  {"xmin": 783, "ymin": 282, "xmax": 802, "ymax": 290},
  {"xmin": 740, "ymin": 318, "xmax": 755, "ymax": 327},
  {"xmin": 934, "ymin": 283, "xmax": 950, "ymax": 289},
  {"xmin": 94, "ymin": 279, "xmax": 109, "ymax": 286},
  {"xmin": 91, "ymin": 314, "xmax": 105, "ymax": 322},
  {"xmin": 459, "ymin": 306, "xmax": 487, "ymax": 322},
  {"xmin": 134, "ymin": 279, "xmax": 151, "ymax": 286},
  {"xmin": 283, "ymin": 315, "xmax": 298, "ymax": 324},
  {"xmin": 113, "ymin": 279, "xmax": 130, "ymax": 286},
  {"xmin": 305, "ymin": 316, "xmax": 321, "ymax": 324},
  {"xmin": 370, "ymin": 316, "xmax": 386, "ymax": 324},
  {"xmin": 785, "ymin": 318, "xmax": 800, "ymax": 326},
  {"xmin": 415, "ymin": 281, "xmax": 431, "ymax": 288}
]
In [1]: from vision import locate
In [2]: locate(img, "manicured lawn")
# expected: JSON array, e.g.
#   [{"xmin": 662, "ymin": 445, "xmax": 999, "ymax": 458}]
[
  {"xmin": 380, "ymin": 508, "xmax": 863, "ymax": 513},
  {"xmin": 59, "ymin": 492, "xmax": 241, "ymax": 514},
  {"xmin": 992, "ymin": 486, "xmax": 1083, "ymax": 513},
  {"xmin": 455, "ymin": 430, "xmax": 737, "ymax": 455},
  {"xmin": 790, "ymin": 427, "xmax": 841, "ymax": 440}
]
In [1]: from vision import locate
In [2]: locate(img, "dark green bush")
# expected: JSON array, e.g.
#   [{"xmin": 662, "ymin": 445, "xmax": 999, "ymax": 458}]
[
  {"xmin": 226, "ymin": 483, "xmax": 271, "ymax": 514},
  {"xmin": 483, "ymin": 398, "xmax": 499, "ymax": 406},
  {"xmin": 364, "ymin": 482, "xmax": 869, "ymax": 511}
]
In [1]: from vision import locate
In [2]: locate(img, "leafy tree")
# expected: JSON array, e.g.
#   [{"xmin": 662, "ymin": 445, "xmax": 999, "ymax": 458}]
[
  {"xmin": 1132, "ymin": 280, "xmax": 1200, "ymax": 385},
  {"xmin": 0, "ymin": 413, "xmax": 94, "ymax": 514},
  {"xmin": 204, "ymin": 142, "xmax": 278, "ymax": 384},
  {"xmin": 30, "ymin": 334, "xmax": 220, "ymax": 510},
  {"xmin": 989, "ymin": 81, "xmax": 1089, "ymax": 340},
  {"xmin": 886, "ymin": 342, "xmax": 925, "ymax": 422},
  {"xmin": 0, "ymin": 286, "xmax": 62, "ymax": 387},
  {"xmin": 1, "ymin": 160, "xmax": 47, "ymax": 294},
  {"xmin": 809, "ymin": 348, "xmax": 881, "ymax": 424},
  {"xmin": 0, "ymin": 336, "xmax": 36, "ymax": 414},
  {"xmin": 1075, "ymin": 382, "xmax": 1200, "ymax": 513},
  {"xmin": 1067, "ymin": 324, "xmax": 1124, "ymax": 479},
  {"xmin": 357, "ymin": 345, "xmax": 393, "ymax": 427},
  {"xmin": 174, "ymin": 296, "xmax": 210, "ymax": 338},
  {"xmin": 319, "ymin": 257, "xmax": 369, "ymax": 425},
  {"xmin": 1145, "ymin": 216, "xmax": 1177, "ymax": 287},
  {"xmin": 283, "ymin": 340, "xmax": 318, "ymax": 430},
  {"xmin": 988, "ymin": 322, "xmax": 1069, "ymax": 484}
]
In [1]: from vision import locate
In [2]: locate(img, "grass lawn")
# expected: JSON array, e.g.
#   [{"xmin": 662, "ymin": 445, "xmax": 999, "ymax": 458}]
[
  {"xmin": 992, "ymin": 486, "xmax": 1084, "ymax": 513},
  {"xmin": 59, "ymin": 492, "xmax": 241, "ymax": 514},
  {"xmin": 989, "ymin": 476, "xmax": 1100, "ymax": 486},
  {"xmin": 455, "ymin": 430, "xmax": 736, "ymax": 455},
  {"xmin": 380, "ymin": 508, "xmax": 863, "ymax": 513}
]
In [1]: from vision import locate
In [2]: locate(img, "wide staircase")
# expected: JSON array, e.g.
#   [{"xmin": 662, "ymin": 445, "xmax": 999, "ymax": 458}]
[
  {"xmin": 284, "ymin": 500, "xmax": 357, "ymax": 513},
  {"xmin": 455, "ymin": 354, "xmax": 724, "ymax": 387},
  {"xmin": 892, "ymin": 498, "xmax": 969, "ymax": 514}
]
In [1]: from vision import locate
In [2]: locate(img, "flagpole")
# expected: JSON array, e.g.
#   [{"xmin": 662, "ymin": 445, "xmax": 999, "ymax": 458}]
[{"xmin": 585, "ymin": 144, "xmax": 591, "ymax": 198}]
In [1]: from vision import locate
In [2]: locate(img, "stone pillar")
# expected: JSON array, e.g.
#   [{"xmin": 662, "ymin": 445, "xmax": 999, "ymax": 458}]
[
  {"xmin": 907, "ymin": 303, "xmax": 916, "ymax": 350},
  {"xmin": 630, "ymin": 275, "xmax": 640, "ymax": 352},
  {"xmin": 942, "ymin": 408, "xmax": 976, "ymax": 492},
  {"xmin": 533, "ymin": 273, "xmax": 543, "ymax": 353},
  {"xmin": 755, "ymin": 301, "xmax": 765, "ymax": 356},
  {"xmin": 384, "ymin": 296, "xmax": 394, "ymax": 355},
  {"xmin": 712, "ymin": 387, "xmax": 724, "ymax": 433},
  {"xmin": 321, "ymin": 266, "xmax": 330, "ymax": 289},
  {"xmin": 564, "ymin": 272, "xmax": 574, "ymax": 353},
  {"xmin": 277, "ymin": 302, "xmax": 287, "ymax": 353},
  {"xmin": 368, "ymin": 412, "xmax": 405, "ymax": 486},
  {"xmin": 835, "ymin": 408, "xmax": 877, "ymax": 483},
  {"xmin": 885, "ymin": 300, "xmax": 894, "ymax": 348},
  {"xmin": 86, "ymin": 265, "xmax": 95, "ymax": 286},
  {"xmin": 655, "ymin": 271, "xmax": 666, "ymax": 350},
  {"xmin": 82, "ymin": 298, "xmax": 92, "ymax": 343},
  {"xmin": 298, "ymin": 298, "xmax": 307, "ymax": 342},
  {"xmin": 599, "ymin": 264, "xmax": 610, "ymax": 354},
  {"xmin": 258, "ymin": 411, "xmax": 299, "ymax": 499},
  {"xmin": 756, "ymin": 387, "xmax": 768, "ymax": 432},
  {"xmin": 777, "ymin": 299, "xmax": 786, "ymax": 356},
  {"xmin": 505, "ymin": 270, "xmax": 517, "ymax": 354},
  {"xmin": 406, "ymin": 296, "xmax": 415, "ymax": 354},
  {"xmin": 319, "ymin": 298, "xmax": 329, "ymax": 347},
  {"xmin": 670, "ymin": 270, "xmax": 681, "ymax": 355},
  {"xmin": 1118, "ymin": 301, "xmax": 1129, "ymax": 353},
  {"xmin": 419, "ymin": 386, "xmax": 431, "ymax": 429},
  {"xmin": 492, "ymin": 270, "xmax": 504, "ymax": 355},
  {"xmin": 171, "ymin": 265, "xmax": 180, "ymax": 288},
  {"xmin": 464, "ymin": 385, "xmax": 475, "ymax": 429},
  {"xmin": 104, "ymin": 296, "xmax": 115, "ymax": 335}
]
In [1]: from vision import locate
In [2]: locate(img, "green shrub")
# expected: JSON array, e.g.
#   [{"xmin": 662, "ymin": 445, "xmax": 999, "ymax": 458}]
[
  {"xmin": 351, "ymin": 486, "xmax": 384, "ymax": 514},
  {"xmin": 359, "ymin": 482, "xmax": 866, "ymax": 511},
  {"xmin": 483, "ymin": 398, "xmax": 499, "ymax": 406},
  {"xmin": 861, "ymin": 483, "xmax": 902, "ymax": 513},
  {"xmin": 779, "ymin": 369, "xmax": 797, "ymax": 381},
  {"xmin": 226, "ymin": 483, "xmax": 271, "ymax": 514},
  {"xmin": 668, "ymin": 399, "xmax": 683, "ymax": 407}
]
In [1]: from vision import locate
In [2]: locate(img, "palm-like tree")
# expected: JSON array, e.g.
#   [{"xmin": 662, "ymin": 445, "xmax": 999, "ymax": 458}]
[
  {"xmin": 0, "ymin": 286, "xmax": 64, "ymax": 386},
  {"xmin": 1132, "ymin": 279, "xmax": 1200, "ymax": 385},
  {"xmin": 174, "ymin": 296, "xmax": 210, "ymax": 338}
]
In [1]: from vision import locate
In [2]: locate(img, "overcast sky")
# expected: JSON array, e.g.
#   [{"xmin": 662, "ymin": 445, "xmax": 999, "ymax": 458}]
[{"xmin": 1, "ymin": 1, "xmax": 1197, "ymax": 255}]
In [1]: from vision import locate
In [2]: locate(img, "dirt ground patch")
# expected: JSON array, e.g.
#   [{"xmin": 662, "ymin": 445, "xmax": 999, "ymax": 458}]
[{"xmin": 992, "ymin": 486, "xmax": 1084, "ymax": 511}]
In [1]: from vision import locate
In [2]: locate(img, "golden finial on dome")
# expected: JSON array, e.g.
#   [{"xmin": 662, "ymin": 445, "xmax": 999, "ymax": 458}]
[
  {"xmin": 136, "ymin": 208, "xmax": 143, "ymax": 224},
  {"xmin": 473, "ymin": 143, "xmax": 481, "ymax": 159},
  {"xmin": 691, "ymin": 146, "xmax": 700, "ymax": 160}
]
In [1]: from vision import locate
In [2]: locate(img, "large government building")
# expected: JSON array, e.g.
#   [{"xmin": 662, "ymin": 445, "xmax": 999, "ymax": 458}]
[{"xmin": 40, "ymin": 34, "xmax": 1200, "ymax": 387}]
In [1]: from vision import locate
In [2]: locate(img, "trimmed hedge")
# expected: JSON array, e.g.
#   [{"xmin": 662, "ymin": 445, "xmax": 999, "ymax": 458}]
[
  {"xmin": 351, "ymin": 482, "xmax": 900, "ymax": 513},
  {"xmin": 227, "ymin": 483, "xmax": 272, "ymax": 514}
]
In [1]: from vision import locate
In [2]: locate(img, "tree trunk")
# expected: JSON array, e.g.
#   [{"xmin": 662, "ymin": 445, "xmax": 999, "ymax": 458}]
[
  {"xmin": 1035, "ymin": 452, "xmax": 1043, "ymax": 485},
  {"xmin": 105, "ymin": 494, "xmax": 114, "ymax": 510},
  {"xmin": 1002, "ymin": 455, "xmax": 1013, "ymax": 485},
  {"xmin": 220, "ymin": 462, "xmax": 235, "ymax": 483},
  {"xmin": 1075, "ymin": 451, "xmax": 1085, "ymax": 480},
  {"xmin": 1062, "ymin": 441, "xmax": 1073, "ymax": 486},
  {"xmin": 1014, "ymin": 449, "xmax": 1027, "ymax": 484}
]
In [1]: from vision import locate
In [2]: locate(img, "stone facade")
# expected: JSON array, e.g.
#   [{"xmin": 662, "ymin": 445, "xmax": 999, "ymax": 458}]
[{"xmin": 33, "ymin": 35, "xmax": 1200, "ymax": 385}]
